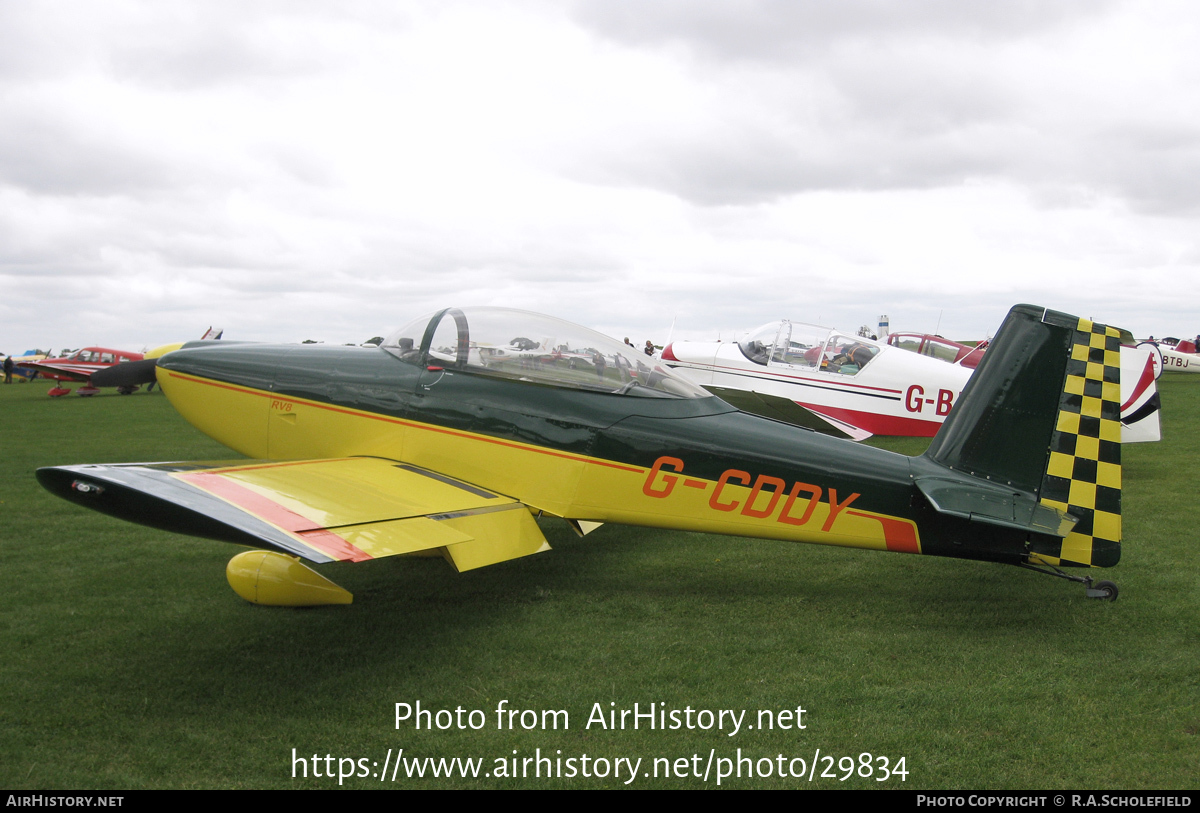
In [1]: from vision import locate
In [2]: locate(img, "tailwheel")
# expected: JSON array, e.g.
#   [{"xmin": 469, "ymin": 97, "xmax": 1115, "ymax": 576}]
[
  {"xmin": 1085, "ymin": 579, "xmax": 1119, "ymax": 602},
  {"xmin": 1017, "ymin": 562, "xmax": 1119, "ymax": 602}
]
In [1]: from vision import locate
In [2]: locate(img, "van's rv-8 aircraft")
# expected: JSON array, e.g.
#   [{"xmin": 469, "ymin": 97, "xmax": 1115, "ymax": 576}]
[
  {"xmin": 663, "ymin": 319, "xmax": 1160, "ymax": 444},
  {"xmin": 40, "ymin": 304, "xmax": 1125, "ymax": 606}
]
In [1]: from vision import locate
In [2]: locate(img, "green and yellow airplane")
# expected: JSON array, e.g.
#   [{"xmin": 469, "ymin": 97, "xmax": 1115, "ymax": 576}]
[{"xmin": 38, "ymin": 304, "xmax": 1123, "ymax": 606}]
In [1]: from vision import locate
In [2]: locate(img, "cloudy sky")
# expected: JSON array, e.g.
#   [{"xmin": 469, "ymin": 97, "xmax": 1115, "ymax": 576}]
[{"xmin": 2, "ymin": 0, "xmax": 1198, "ymax": 355}]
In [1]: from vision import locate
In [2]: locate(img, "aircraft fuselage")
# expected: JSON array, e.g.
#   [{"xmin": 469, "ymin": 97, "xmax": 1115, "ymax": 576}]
[{"xmin": 155, "ymin": 342, "xmax": 1036, "ymax": 566}]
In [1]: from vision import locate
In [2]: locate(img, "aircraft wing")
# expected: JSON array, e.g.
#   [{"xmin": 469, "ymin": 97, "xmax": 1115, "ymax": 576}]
[
  {"xmin": 20, "ymin": 360, "xmax": 95, "ymax": 382},
  {"xmin": 36, "ymin": 457, "xmax": 550, "ymax": 572},
  {"xmin": 704, "ymin": 386, "xmax": 874, "ymax": 441}
]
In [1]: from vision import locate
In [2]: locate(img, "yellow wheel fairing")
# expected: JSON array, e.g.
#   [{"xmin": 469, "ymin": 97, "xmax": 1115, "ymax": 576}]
[{"xmin": 226, "ymin": 550, "xmax": 353, "ymax": 606}]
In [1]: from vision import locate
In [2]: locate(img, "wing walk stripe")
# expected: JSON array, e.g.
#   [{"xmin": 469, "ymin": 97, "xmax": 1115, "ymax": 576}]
[
  {"xmin": 393, "ymin": 464, "xmax": 500, "ymax": 498},
  {"xmin": 188, "ymin": 458, "xmax": 359, "ymax": 474},
  {"xmin": 175, "ymin": 470, "xmax": 373, "ymax": 562},
  {"xmin": 427, "ymin": 503, "xmax": 528, "ymax": 521}
]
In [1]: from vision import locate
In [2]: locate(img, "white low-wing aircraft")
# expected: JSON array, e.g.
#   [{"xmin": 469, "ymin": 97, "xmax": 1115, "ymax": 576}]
[
  {"xmin": 1141, "ymin": 338, "xmax": 1200, "ymax": 373},
  {"xmin": 664, "ymin": 318, "xmax": 1161, "ymax": 443},
  {"xmin": 662, "ymin": 321, "xmax": 967, "ymax": 440}
]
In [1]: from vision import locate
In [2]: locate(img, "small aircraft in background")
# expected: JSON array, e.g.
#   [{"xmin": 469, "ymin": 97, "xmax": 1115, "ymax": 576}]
[
  {"xmin": 661, "ymin": 320, "xmax": 979, "ymax": 440},
  {"xmin": 26, "ymin": 328, "xmax": 224, "ymax": 396},
  {"xmin": 886, "ymin": 328, "xmax": 1163, "ymax": 444},
  {"xmin": 663, "ymin": 316, "xmax": 1159, "ymax": 443},
  {"xmin": 1140, "ymin": 338, "xmax": 1199, "ymax": 373},
  {"xmin": 41, "ymin": 304, "xmax": 1125, "ymax": 606},
  {"xmin": 24, "ymin": 347, "xmax": 146, "ymax": 396},
  {"xmin": 4, "ymin": 349, "xmax": 51, "ymax": 381}
]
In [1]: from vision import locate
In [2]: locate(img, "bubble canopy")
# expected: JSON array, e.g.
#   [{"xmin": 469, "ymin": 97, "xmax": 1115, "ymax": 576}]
[{"xmin": 383, "ymin": 307, "xmax": 708, "ymax": 398}]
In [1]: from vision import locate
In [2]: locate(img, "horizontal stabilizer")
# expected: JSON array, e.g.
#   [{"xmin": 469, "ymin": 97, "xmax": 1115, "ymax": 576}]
[
  {"xmin": 914, "ymin": 476, "xmax": 1075, "ymax": 537},
  {"xmin": 37, "ymin": 457, "xmax": 549, "ymax": 567}
]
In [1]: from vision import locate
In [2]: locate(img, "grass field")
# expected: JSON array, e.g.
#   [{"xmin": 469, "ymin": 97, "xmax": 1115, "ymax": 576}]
[{"xmin": 1, "ymin": 376, "xmax": 1197, "ymax": 789}]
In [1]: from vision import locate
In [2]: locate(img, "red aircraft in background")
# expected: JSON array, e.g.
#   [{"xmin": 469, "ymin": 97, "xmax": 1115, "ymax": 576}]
[
  {"xmin": 24, "ymin": 347, "xmax": 146, "ymax": 396},
  {"xmin": 21, "ymin": 328, "xmax": 222, "ymax": 396}
]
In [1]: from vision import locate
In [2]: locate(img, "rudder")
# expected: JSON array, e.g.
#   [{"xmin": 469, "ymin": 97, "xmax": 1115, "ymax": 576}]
[
  {"xmin": 923, "ymin": 305, "xmax": 1122, "ymax": 568},
  {"xmin": 1035, "ymin": 312, "xmax": 1122, "ymax": 567}
]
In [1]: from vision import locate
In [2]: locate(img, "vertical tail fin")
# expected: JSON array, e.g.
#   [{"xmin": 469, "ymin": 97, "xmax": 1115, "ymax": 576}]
[{"xmin": 924, "ymin": 305, "xmax": 1122, "ymax": 567}]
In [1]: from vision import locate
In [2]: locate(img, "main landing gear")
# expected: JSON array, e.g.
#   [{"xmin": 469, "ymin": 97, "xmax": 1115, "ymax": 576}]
[{"xmin": 1017, "ymin": 562, "xmax": 1119, "ymax": 602}]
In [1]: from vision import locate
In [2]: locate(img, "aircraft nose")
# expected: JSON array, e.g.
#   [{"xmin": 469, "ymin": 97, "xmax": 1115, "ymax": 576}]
[{"xmin": 157, "ymin": 343, "xmax": 284, "ymax": 391}]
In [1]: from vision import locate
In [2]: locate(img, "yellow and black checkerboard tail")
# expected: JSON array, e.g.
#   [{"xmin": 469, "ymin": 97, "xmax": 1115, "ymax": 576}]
[
  {"xmin": 925, "ymin": 305, "xmax": 1121, "ymax": 568},
  {"xmin": 1033, "ymin": 314, "xmax": 1123, "ymax": 567}
]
